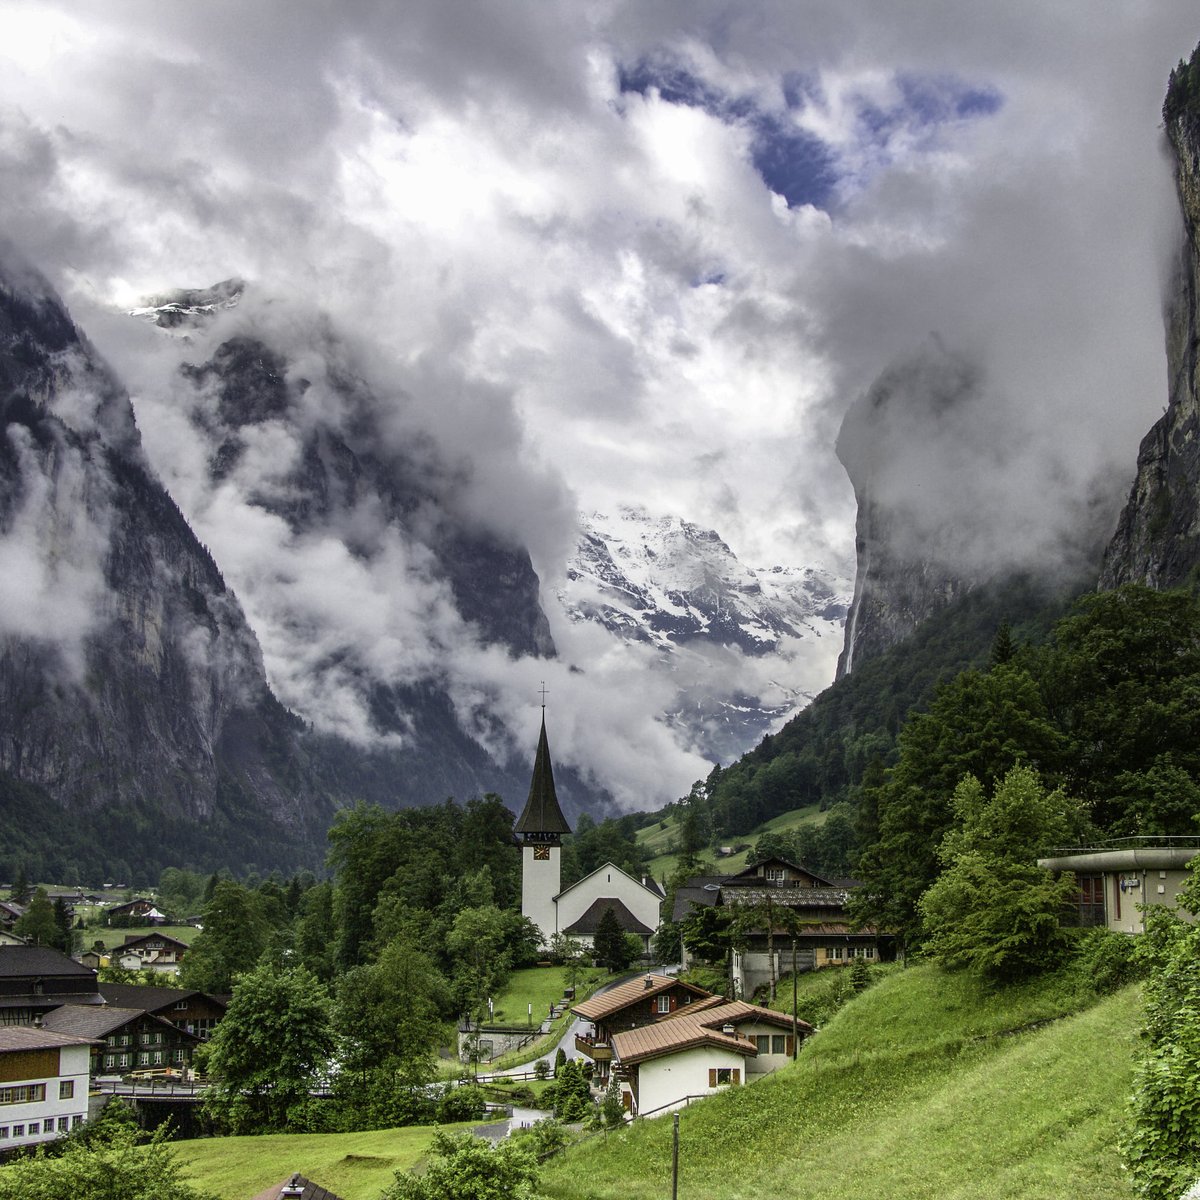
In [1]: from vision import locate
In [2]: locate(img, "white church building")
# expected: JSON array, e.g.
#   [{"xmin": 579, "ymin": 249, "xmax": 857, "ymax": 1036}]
[{"xmin": 514, "ymin": 717, "xmax": 664, "ymax": 952}]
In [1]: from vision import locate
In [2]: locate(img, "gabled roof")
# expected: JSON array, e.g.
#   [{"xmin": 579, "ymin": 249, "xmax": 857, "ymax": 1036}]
[
  {"xmin": 563, "ymin": 899, "xmax": 655, "ymax": 938},
  {"xmin": 0, "ymin": 944, "xmax": 98, "ymax": 978},
  {"xmin": 250, "ymin": 1174, "xmax": 344, "ymax": 1200},
  {"xmin": 513, "ymin": 716, "xmax": 571, "ymax": 836},
  {"xmin": 721, "ymin": 886, "xmax": 852, "ymax": 911},
  {"xmin": 96, "ymin": 983, "xmax": 227, "ymax": 1014},
  {"xmin": 611, "ymin": 998, "xmax": 812, "ymax": 1067},
  {"xmin": 724, "ymin": 857, "xmax": 835, "ymax": 887},
  {"xmin": 555, "ymin": 860, "xmax": 663, "ymax": 904},
  {"xmin": 41, "ymin": 1005, "xmax": 198, "ymax": 1042},
  {"xmin": 572, "ymin": 973, "xmax": 712, "ymax": 1022},
  {"xmin": 121, "ymin": 932, "xmax": 190, "ymax": 951},
  {"xmin": 672, "ymin": 880, "xmax": 724, "ymax": 922},
  {"xmin": 0, "ymin": 1025, "xmax": 98, "ymax": 1052}
]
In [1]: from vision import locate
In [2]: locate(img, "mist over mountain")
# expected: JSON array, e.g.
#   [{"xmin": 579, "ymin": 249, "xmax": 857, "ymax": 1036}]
[{"xmin": 559, "ymin": 506, "xmax": 848, "ymax": 759}]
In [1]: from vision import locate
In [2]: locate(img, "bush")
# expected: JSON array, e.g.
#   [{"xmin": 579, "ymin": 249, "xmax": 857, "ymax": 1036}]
[
  {"xmin": 534, "ymin": 1059, "xmax": 549, "ymax": 1081},
  {"xmin": 553, "ymin": 1048, "xmax": 566, "ymax": 1077},
  {"xmin": 436, "ymin": 1083, "xmax": 486, "ymax": 1124},
  {"xmin": 1070, "ymin": 928, "xmax": 1144, "ymax": 994}
]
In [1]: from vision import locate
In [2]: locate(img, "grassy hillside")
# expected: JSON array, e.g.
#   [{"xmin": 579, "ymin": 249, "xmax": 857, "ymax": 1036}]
[
  {"xmin": 638, "ymin": 802, "xmax": 827, "ymax": 879},
  {"xmin": 174, "ymin": 1124, "xmax": 477, "ymax": 1200},
  {"xmin": 538, "ymin": 964, "xmax": 1139, "ymax": 1200}
]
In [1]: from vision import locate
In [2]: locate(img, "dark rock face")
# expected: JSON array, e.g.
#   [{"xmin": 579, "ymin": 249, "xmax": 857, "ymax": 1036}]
[
  {"xmin": 1101, "ymin": 101, "xmax": 1200, "ymax": 589},
  {"xmin": 0, "ymin": 258, "xmax": 334, "ymax": 877},
  {"xmin": 833, "ymin": 345, "xmax": 980, "ymax": 677}
]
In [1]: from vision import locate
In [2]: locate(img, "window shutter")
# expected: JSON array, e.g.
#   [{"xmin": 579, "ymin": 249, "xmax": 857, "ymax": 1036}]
[
  {"xmin": 786, "ymin": 1036, "xmax": 795, "ymax": 1056},
  {"xmin": 708, "ymin": 1069, "xmax": 717, "ymax": 1088},
  {"xmin": 732, "ymin": 1069, "xmax": 741, "ymax": 1085}
]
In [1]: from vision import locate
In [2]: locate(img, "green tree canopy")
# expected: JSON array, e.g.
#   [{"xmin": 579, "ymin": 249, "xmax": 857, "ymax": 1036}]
[
  {"xmin": 381, "ymin": 1130, "xmax": 539, "ymax": 1200},
  {"xmin": 179, "ymin": 880, "xmax": 271, "ymax": 993},
  {"xmin": 917, "ymin": 767, "xmax": 1083, "ymax": 983},
  {"xmin": 14, "ymin": 888, "xmax": 58, "ymax": 948},
  {"xmin": 199, "ymin": 961, "xmax": 333, "ymax": 1134}
]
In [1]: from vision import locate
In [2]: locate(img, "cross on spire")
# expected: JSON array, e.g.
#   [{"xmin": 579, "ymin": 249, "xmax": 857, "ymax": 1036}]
[{"xmin": 538, "ymin": 681, "xmax": 548, "ymax": 710}]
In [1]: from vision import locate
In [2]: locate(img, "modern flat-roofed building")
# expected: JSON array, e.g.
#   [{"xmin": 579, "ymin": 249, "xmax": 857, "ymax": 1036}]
[{"xmin": 1038, "ymin": 838, "xmax": 1200, "ymax": 933}]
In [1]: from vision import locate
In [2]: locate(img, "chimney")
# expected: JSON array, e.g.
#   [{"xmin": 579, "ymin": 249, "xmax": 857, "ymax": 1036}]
[
  {"xmin": 643, "ymin": 975, "xmax": 654, "ymax": 989},
  {"xmin": 280, "ymin": 1175, "xmax": 306, "ymax": 1199},
  {"xmin": 722, "ymin": 1023, "xmax": 735, "ymax": 1036}
]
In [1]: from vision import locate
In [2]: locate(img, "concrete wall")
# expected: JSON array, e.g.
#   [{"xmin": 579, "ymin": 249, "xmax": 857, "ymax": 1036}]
[{"xmin": 633, "ymin": 1044, "xmax": 745, "ymax": 1117}]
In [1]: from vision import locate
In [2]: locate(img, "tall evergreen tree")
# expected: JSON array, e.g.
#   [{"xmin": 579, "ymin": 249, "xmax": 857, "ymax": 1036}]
[{"xmin": 592, "ymin": 906, "xmax": 632, "ymax": 972}]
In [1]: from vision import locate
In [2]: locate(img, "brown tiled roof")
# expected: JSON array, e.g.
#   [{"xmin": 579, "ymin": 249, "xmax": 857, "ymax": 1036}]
[
  {"xmin": 0, "ymin": 1026, "xmax": 97, "ymax": 1051},
  {"xmin": 562, "ymin": 898, "xmax": 654, "ymax": 938},
  {"xmin": 611, "ymin": 998, "xmax": 813, "ymax": 1066},
  {"xmin": 611, "ymin": 1015, "xmax": 753, "ymax": 1065},
  {"xmin": 721, "ymin": 886, "xmax": 852, "ymax": 910},
  {"xmin": 96, "ymin": 984, "xmax": 225, "ymax": 1014},
  {"xmin": 572, "ymin": 973, "xmax": 712, "ymax": 1021},
  {"xmin": 41, "ymin": 1006, "xmax": 150, "ymax": 1039}
]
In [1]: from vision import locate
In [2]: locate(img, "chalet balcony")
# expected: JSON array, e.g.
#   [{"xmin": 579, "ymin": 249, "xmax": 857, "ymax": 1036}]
[{"xmin": 575, "ymin": 1033, "xmax": 612, "ymax": 1062}]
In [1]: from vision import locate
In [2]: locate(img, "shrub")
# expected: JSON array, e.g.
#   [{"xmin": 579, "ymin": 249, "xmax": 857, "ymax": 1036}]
[
  {"xmin": 436, "ymin": 1083, "xmax": 486, "ymax": 1124},
  {"xmin": 534, "ymin": 1059, "xmax": 550, "ymax": 1081},
  {"xmin": 1070, "ymin": 927, "xmax": 1144, "ymax": 994}
]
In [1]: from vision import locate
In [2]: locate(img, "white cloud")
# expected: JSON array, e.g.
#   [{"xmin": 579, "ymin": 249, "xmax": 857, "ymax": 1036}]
[{"xmin": 1, "ymin": 0, "xmax": 1196, "ymax": 808}]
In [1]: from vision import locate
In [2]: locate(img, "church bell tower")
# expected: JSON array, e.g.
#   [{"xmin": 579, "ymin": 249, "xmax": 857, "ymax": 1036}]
[{"xmin": 514, "ymin": 712, "xmax": 572, "ymax": 945}]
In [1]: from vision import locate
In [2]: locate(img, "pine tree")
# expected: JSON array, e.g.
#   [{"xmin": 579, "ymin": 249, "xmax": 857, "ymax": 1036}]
[
  {"xmin": 14, "ymin": 887, "xmax": 58, "ymax": 946},
  {"xmin": 592, "ymin": 906, "xmax": 631, "ymax": 972}
]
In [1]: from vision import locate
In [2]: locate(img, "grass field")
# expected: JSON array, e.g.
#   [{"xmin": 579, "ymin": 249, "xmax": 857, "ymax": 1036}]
[
  {"xmin": 639, "ymin": 803, "xmax": 828, "ymax": 879},
  {"xmin": 537, "ymin": 963, "xmax": 1140, "ymax": 1200},
  {"xmin": 83, "ymin": 925, "xmax": 196, "ymax": 953},
  {"xmin": 174, "ymin": 1124, "xmax": 478, "ymax": 1200}
]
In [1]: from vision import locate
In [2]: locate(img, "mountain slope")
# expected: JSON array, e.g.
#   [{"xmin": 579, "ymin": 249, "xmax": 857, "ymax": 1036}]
[{"xmin": 0, "ymin": 255, "xmax": 334, "ymax": 880}]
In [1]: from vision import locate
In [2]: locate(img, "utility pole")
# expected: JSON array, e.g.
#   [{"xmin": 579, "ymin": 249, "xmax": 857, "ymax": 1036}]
[
  {"xmin": 791, "ymin": 937, "xmax": 798, "ymax": 1060},
  {"xmin": 672, "ymin": 1111, "xmax": 680, "ymax": 1200}
]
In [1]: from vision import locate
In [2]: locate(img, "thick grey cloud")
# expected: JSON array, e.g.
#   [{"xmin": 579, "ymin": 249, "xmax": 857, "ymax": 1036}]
[{"xmin": 1, "ymin": 0, "xmax": 1196, "ymax": 806}]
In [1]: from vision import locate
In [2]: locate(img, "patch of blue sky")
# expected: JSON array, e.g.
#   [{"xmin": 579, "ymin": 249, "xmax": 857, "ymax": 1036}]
[{"xmin": 617, "ymin": 58, "xmax": 1001, "ymax": 212}]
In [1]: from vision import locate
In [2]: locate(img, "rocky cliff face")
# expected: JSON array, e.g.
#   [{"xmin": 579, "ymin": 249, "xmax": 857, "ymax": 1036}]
[
  {"xmin": 0, "ymin": 256, "xmax": 334, "ymax": 879},
  {"xmin": 1101, "ymin": 66, "xmax": 1200, "ymax": 589},
  {"xmin": 834, "ymin": 345, "xmax": 982, "ymax": 676}
]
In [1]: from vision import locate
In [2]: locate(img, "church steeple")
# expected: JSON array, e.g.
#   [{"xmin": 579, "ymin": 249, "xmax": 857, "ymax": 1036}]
[{"xmin": 514, "ymin": 715, "xmax": 571, "ymax": 838}]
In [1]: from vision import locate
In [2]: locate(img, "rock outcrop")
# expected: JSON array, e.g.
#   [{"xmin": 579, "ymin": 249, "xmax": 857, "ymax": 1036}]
[{"xmin": 1102, "ymin": 54, "xmax": 1200, "ymax": 589}]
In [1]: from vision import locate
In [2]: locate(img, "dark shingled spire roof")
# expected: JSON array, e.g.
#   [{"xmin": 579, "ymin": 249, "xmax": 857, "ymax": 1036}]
[{"xmin": 513, "ymin": 716, "xmax": 571, "ymax": 835}]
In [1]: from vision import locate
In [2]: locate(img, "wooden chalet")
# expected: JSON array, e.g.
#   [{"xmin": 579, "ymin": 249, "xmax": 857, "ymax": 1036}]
[
  {"xmin": 98, "ymin": 983, "xmax": 228, "ymax": 1041},
  {"xmin": 676, "ymin": 858, "xmax": 892, "ymax": 997},
  {"xmin": 571, "ymin": 972, "xmax": 714, "ymax": 1083},
  {"xmin": 103, "ymin": 898, "xmax": 165, "ymax": 925},
  {"xmin": 610, "ymin": 998, "xmax": 813, "ymax": 1117},
  {"xmin": 116, "ymin": 932, "xmax": 190, "ymax": 973},
  {"xmin": 40, "ymin": 1004, "xmax": 201, "ymax": 1075}
]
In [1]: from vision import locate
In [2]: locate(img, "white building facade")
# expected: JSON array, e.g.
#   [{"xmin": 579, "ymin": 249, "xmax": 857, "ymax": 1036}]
[{"xmin": 0, "ymin": 1027, "xmax": 92, "ymax": 1151}]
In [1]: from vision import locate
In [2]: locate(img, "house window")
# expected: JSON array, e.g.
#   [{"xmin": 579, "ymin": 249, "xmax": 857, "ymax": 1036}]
[
  {"xmin": 765, "ymin": 868, "xmax": 785, "ymax": 882},
  {"xmin": 771, "ymin": 1034, "xmax": 787, "ymax": 1054},
  {"xmin": 174, "ymin": 1000, "xmax": 188, "ymax": 1010},
  {"xmin": 851, "ymin": 946, "xmax": 876, "ymax": 960},
  {"xmin": 0, "ymin": 1127, "xmax": 8, "ymax": 1139},
  {"xmin": 27, "ymin": 1123, "xmax": 38, "ymax": 1136},
  {"xmin": 826, "ymin": 946, "xmax": 844, "ymax": 961},
  {"xmin": 754, "ymin": 1035, "xmax": 770, "ymax": 1053},
  {"xmin": 72, "ymin": 1116, "xmax": 83, "ymax": 1128},
  {"xmin": 0, "ymin": 1085, "xmax": 46, "ymax": 1105},
  {"xmin": 59, "ymin": 1081, "xmax": 74, "ymax": 1100},
  {"xmin": 656, "ymin": 995, "xmax": 671, "ymax": 1014},
  {"xmin": 138, "ymin": 1053, "xmax": 150, "ymax": 1066},
  {"xmin": 57, "ymin": 1117, "xmax": 68, "ymax": 1133},
  {"xmin": 174, "ymin": 1049, "xmax": 186, "ymax": 1063},
  {"xmin": 153, "ymin": 1051, "xmax": 164, "ymax": 1065},
  {"xmin": 708, "ymin": 1067, "xmax": 741, "ymax": 1086},
  {"xmin": 12, "ymin": 1126, "xmax": 23, "ymax": 1138}
]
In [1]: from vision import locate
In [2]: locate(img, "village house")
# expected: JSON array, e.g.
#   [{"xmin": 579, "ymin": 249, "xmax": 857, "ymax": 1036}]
[
  {"xmin": 609, "ymin": 997, "xmax": 813, "ymax": 1117},
  {"xmin": 571, "ymin": 972, "xmax": 722, "ymax": 1084},
  {"xmin": 0, "ymin": 946, "xmax": 104, "ymax": 1025},
  {"xmin": 0, "ymin": 903, "xmax": 24, "ymax": 934},
  {"xmin": 114, "ymin": 931, "xmax": 190, "ymax": 974},
  {"xmin": 40, "ymin": 1004, "xmax": 202, "ymax": 1075},
  {"xmin": 1038, "ymin": 839, "xmax": 1200, "ymax": 933},
  {"xmin": 675, "ymin": 857, "xmax": 890, "ymax": 997},
  {"xmin": 98, "ymin": 983, "xmax": 229, "ymax": 1041},
  {"xmin": 103, "ymin": 898, "xmax": 166, "ymax": 925},
  {"xmin": 0, "ymin": 1025, "xmax": 93, "ymax": 1154}
]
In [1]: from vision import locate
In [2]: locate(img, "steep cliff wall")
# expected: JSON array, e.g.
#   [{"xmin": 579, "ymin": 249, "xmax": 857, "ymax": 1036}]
[
  {"xmin": 0, "ymin": 257, "xmax": 334, "ymax": 878},
  {"xmin": 1102, "ymin": 52, "xmax": 1200, "ymax": 588}
]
